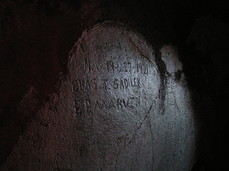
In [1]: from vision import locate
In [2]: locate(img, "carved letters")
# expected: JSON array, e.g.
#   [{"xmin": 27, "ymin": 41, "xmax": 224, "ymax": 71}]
[{"xmin": 72, "ymin": 51, "xmax": 154, "ymax": 114}]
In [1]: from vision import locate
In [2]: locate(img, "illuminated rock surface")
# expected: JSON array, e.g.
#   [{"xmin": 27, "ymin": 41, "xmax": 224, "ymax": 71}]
[{"xmin": 0, "ymin": 23, "xmax": 195, "ymax": 171}]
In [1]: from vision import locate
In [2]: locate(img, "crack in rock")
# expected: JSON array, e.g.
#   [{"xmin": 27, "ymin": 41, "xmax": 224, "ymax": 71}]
[{"xmin": 155, "ymin": 49, "xmax": 171, "ymax": 115}]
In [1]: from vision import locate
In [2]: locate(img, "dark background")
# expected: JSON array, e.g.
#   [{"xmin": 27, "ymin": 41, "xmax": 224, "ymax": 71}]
[{"xmin": 0, "ymin": 0, "xmax": 229, "ymax": 170}]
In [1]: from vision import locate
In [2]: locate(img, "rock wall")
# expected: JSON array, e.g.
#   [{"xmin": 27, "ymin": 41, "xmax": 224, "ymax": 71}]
[
  {"xmin": 1, "ymin": 0, "xmax": 228, "ymax": 170},
  {"xmin": 0, "ymin": 23, "xmax": 196, "ymax": 171}
]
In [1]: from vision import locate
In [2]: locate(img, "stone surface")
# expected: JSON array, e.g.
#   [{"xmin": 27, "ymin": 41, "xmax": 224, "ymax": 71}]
[{"xmin": 0, "ymin": 23, "xmax": 196, "ymax": 171}]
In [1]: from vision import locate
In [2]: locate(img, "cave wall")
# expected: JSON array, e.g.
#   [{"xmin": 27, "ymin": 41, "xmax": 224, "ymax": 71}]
[{"xmin": 0, "ymin": 0, "xmax": 229, "ymax": 170}]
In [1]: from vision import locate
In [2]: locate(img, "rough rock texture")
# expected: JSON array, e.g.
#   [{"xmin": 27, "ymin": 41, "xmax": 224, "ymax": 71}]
[
  {"xmin": 1, "ymin": 1, "xmax": 228, "ymax": 171},
  {"xmin": 0, "ymin": 23, "xmax": 195, "ymax": 171}
]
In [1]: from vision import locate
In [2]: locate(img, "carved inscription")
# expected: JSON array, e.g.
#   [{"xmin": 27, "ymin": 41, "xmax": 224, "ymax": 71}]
[
  {"xmin": 83, "ymin": 58, "xmax": 149, "ymax": 74},
  {"xmin": 75, "ymin": 96, "xmax": 141, "ymax": 115},
  {"xmin": 70, "ymin": 33, "xmax": 156, "ymax": 116},
  {"xmin": 73, "ymin": 77, "xmax": 141, "ymax": 91},
  {"xmin": 71, "ymin": 45, "xmax": 154, "ymax": 115}
]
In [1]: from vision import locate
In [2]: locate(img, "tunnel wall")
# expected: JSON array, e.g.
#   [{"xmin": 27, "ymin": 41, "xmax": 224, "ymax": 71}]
[
  {"xmin": 0, "ymin": 0, "xmax": 229, "ymax": 170},
  {"xmin": 0, "ymin": 22, "xmax": 196, "ymax": 171}
]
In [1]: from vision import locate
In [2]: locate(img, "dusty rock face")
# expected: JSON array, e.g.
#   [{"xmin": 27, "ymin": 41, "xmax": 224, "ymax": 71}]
[{"xmin": 0, "ymin": 23, "xmax": 196, "ymax": 171}]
